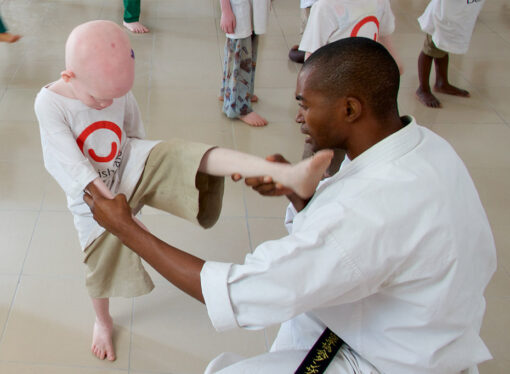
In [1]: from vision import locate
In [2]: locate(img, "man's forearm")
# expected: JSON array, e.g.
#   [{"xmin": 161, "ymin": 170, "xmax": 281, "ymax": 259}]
[
  {"xmin": 117, "ymin": 219, "xmax": 206, "ymax": 303},
  {"xmin": 86, "ymin": 178, "xmax": 150, "ymax": 232}
]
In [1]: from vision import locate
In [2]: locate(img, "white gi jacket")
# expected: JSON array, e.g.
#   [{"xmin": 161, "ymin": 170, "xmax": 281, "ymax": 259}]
[{"xmin": 201, "ymin": 116, "xmax": 496, "ymax": 373}]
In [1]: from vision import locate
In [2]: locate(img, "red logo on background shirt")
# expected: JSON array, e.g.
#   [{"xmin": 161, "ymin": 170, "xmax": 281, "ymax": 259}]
[
  {"xmin": 351, "ymin": 16, "xmax": 380, "ymax": 40},
  {"xmin": 76, "ymin": 121, "xmax": 122, "ymax": 163}
]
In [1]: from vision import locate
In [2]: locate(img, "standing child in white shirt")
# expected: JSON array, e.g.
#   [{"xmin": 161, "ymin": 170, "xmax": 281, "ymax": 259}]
[
  {"xmin": 416, "ymin": 0, "xmax": 485, "ymax": 108},
  {"xmin": 299, "ymin": 0, "xmax": 402, "ymax": 72},
  {"xmin": 219, "ymin": 0, "xmax": 270, "ymax": 127},
  {"xmin": 34, "ymin": 20, "xmax": 333, "ymax": 363}
]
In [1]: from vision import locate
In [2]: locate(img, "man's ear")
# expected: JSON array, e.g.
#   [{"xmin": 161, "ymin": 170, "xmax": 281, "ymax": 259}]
[
  {"xmin": 61, "ymin": 70, "xmax": 75, "ymax": 83},
  {"xmin": 345, "ymin": 97, "xmax": 362, "ymax": 122}
]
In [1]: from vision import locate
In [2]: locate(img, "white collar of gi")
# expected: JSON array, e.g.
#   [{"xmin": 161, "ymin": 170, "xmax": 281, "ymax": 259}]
[{"xmin": 317, "ymin": 115, "xmax": 421, "ymax": 190}]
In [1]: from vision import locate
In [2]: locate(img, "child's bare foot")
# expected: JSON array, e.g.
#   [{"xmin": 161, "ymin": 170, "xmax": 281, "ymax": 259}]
[
  {"xmin": 240, "ymin": 111, "xmax": 268, "ymax": 127},
  {"xmin": 288, "ymin": 149, "xmax": 334, "ymax": 198},
  {"xmin": 219, "ymin": 94, "xmax": 258, "ymax": 102},
  {"xmin": 0, "ymin": 33, "xmax": 21, "ymax": 43},
  {"xmin": 416, "ymin": 87, "xmax": 442, "ymax": 108},
  {"xmin": 123, "ymin": 21, "xmax": 149, "ymax": 34},
  {"xmin": 92, "ymin": 317, "xmax": 116, "ymax": 361},
  {"xmin": 434, "ymin": 83, "xmax": 470, "ymax": 97}
]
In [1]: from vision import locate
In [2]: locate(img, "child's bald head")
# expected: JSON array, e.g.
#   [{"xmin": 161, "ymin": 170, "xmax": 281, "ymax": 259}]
[{"xmin": 63, "ymin": 20, "xmax": 135, "ymax": 109}]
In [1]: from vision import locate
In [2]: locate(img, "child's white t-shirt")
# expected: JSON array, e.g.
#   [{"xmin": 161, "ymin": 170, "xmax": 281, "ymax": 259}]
[
  {"xmin": 299, "ymin": 0, "xmax": 395, "ymax": 54},
  {"xmin": 226, "ymin": 0, "xmax": 271, "ymax": 39},
  {"xmin": 35, "ymin": 87, "xmax": 159, "ymax": 250},
  {"xmin": 418, "ymin": 0, "xmax": 484, "ymax": 54}
]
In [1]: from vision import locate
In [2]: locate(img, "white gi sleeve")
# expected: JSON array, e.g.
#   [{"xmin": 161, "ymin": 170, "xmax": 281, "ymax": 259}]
[{"xmin": 201, "ymin": 200, "xmax": 396, "ymax": 332}]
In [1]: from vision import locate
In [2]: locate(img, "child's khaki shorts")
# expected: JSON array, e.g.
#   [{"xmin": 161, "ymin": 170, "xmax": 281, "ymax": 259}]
[
  {"xmin": 422, "ymin": 34, "xmax": 447, "ymax": 59},
  {"xmin": 83, "ymin": 140, "xmax": 224, "ymax": 298}
]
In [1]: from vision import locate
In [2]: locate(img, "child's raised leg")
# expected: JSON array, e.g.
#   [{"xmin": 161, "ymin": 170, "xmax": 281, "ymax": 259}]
[
  {"xmin": 91, "ymin": 298, "xmax": 115, "ymax": 361},
  {"xmin": 220, "ymin": 35, "xmax": 267, "ymax": 127},
  {"xmin": 199, "ymin": 148, "xmax": 334, "ymax": 199}
]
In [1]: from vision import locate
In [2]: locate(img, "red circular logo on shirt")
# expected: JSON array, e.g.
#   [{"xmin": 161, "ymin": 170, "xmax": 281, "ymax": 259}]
[
  {"xmin": 351, "ymin": 16, "xmax": 380, "ymax": 40},
  {"xmin": 76, "ymin": 121, "xmax": 122, "ymax": 163}
]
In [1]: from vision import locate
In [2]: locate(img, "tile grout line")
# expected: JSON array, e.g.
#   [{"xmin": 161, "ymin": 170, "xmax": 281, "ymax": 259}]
[
  {"xmin": 0, "ymin": 0, "xmax": 50, "ymax": 347},
  {"xmin": 144, "ymin": 0, "xmax": 156, "ymax": 130},
  {"xmin": 231, "ymin": 4, "xmax": 290, "ymax": 351},
  {"xmin": 128, "ymin": 3, "xmax": 158, "ymax": 372},
  {"xmin": 0, "ymin": 358, "xmax": 130, "ymax": 372},
  {"xmin": 0, "ymin": 189, "xmax": 45, "ymax": 345},
  {"xmin": 127, "ymin": 297, "xmax": 135, "ymax": 374},
  {"xmin": 271, "ymin": 3, "xmax": 300, "ymax": 74}
]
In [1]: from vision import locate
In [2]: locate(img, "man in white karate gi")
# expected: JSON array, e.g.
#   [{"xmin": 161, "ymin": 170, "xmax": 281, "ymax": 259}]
[{"xmin": 84, "ymin": 37, "xmax": 496, "ymax": 374}]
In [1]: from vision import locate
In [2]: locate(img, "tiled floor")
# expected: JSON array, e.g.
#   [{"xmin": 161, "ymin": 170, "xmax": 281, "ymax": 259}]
[{"xmin": 0, "ymin": 0, "xmax": 508, "ymax": 373}]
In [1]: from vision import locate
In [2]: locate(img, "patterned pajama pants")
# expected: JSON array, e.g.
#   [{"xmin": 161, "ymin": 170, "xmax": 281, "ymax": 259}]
[{"xmin": 220, "ymin": 34, "xmax": 259, "ymax": 119}]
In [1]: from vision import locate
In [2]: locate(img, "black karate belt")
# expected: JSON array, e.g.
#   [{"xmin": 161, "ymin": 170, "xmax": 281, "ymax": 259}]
[{"xmin": 294, "ymin": 327, "xmax": 345, "ymax": 374}]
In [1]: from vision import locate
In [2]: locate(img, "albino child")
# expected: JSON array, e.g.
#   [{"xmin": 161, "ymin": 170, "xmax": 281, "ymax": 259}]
[
  {"xmin": 34, "ymin": 20, "xmax": 333, "ymax": 362},
  {"xmin": 219, "ymin": 0, "xmax": 270, "ymax": 127}
]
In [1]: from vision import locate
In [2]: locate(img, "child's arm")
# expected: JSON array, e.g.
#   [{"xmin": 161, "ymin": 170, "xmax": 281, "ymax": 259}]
[
  {"xmin": 86, "ymin": 178, "xmax": 150, "ymax": 232},
  {"xmin": 379, "ymin": 35, "xmax": 404, "ymax": 75},
  {"xmin": 220, "ymin": 0, "xmax": 236, "ymax": 34},
  {"xmin": 198, "ymin": 147, "xmax": 333, "ymax": 199}
]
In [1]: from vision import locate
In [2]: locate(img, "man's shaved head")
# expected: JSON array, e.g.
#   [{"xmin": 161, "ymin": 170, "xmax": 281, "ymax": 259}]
[
  {"xmin": 301, "ymin": 37, "xmax": 400, "ymax": 120},
  {"xmin": 65, "ymin": 20, "xmax": 135, "ymax": 99}
]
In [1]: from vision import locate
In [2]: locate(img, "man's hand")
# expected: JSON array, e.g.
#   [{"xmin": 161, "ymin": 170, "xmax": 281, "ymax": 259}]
[
  {"xmin": 234, "ymin": 154, "xmax": 310, "ymax": 212},
  {"xmin": 84, "ymin": 183, "xmax": 206, "ymax": 303},
  {"xmin": 83, "ymin": 183, "xmax": 135, "ymax": 238}
]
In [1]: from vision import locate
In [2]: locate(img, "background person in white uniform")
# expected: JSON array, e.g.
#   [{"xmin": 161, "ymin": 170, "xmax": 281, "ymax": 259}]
[
  {"xmin": 416, "ymin": 0, "xmax": 485, "ymax": 108},
  {"xmin": 84, "ymin": 38, "xmax": 496, "ymax": 374},
  {"xmin": 298, "ymin": 0, "xmax": 402, "ymax": 71}
]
